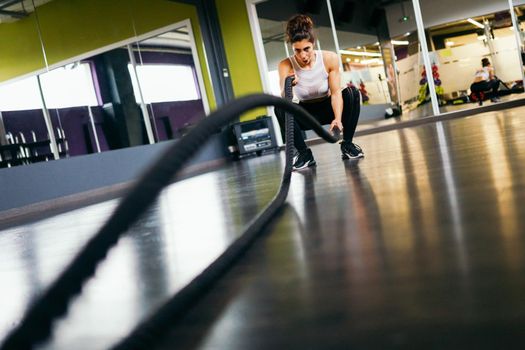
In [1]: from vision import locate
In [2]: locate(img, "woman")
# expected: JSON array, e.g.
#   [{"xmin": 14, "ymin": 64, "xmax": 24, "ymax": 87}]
[
  {"xmin": 470, "ymin": 58, "xmax": 500, "ymax": 104},
  {"xmin": 274, "ymin": 14, "xmax": 363, "ymax": 171}
]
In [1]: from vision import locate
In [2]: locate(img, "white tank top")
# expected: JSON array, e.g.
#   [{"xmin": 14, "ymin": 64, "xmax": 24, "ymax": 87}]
[
  {"xmin": 289, "ymin": 50, "xmax": 329, "ymax": 101},
  {"xmin": 474, "ymin": 67, "xmax": 490, "ymax": 81}
]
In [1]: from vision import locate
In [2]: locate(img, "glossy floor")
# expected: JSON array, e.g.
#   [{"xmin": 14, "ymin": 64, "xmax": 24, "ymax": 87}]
[{"xmin": 2, "ymin": 105, "xmax": 525, "ymax": 349}]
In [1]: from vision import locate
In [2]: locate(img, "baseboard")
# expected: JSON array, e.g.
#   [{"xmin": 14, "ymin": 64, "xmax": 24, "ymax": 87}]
[{"xmin": 0, "ymin": 158, "xmax": 227, "ymax": 230}]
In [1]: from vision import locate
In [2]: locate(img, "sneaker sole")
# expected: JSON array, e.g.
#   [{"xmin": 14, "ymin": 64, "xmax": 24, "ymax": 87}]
[
  {"xmin": 293, "ymin": 160, "xmax": 317, "ymax": 171},
  {"xmin": 342, "ymin": 152, "xmax": 364, "ymax": 160}
]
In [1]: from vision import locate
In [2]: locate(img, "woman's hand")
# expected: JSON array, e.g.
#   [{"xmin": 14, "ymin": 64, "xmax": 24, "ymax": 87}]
[
  {"xmin": 329, "ymin": 119, "xmax": 343, "ymax": 134},
  {"xmin": 289, "ymin": 73, "xmax": 298, "ymax": 86}
]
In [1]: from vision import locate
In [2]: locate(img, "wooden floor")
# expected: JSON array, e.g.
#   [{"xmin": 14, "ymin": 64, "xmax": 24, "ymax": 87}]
[{"xmin": 2, "ymin": 106, "xmax": 525, "ymax": 349}]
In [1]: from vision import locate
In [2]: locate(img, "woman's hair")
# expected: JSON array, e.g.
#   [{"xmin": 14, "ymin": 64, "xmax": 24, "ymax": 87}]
[
  {"xmin": 285, "ymin": 14, "xmax": 315, "ymax": 43},
  {"xmin": 481, "ymin": 58, "xmax": 490, "ymax": 67}
]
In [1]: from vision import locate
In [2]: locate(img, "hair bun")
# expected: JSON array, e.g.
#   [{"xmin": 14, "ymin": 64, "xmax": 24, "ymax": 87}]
[{"xmin": 286, "ymin": 14, "xmax": 315, "ymax": 43}]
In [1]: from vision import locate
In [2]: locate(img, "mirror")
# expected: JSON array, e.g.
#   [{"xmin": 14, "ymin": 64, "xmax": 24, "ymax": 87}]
[
  {"xmin": 421, "ymin": 0, "xmax": 524, "ymax": 113},
  {"xmin": 0, "ymin": 0, "xmax": 51, "ymax": 168},
  {"xmin": 0, "ymin": 0, "xmax": 213, "ymax": 168}
]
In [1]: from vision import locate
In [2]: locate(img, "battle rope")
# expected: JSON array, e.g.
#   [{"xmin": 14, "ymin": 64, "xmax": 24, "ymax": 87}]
[{"xmin": 1, "ymin": 77, "xmax": 338, "ymax": 350}]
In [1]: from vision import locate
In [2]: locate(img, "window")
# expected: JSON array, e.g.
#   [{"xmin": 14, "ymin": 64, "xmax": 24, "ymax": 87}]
[
  {"xmin": 40, "ymin": 63, "xmax": 98, "ymax": 108},
  {"xmin": 128, "ymin": 64, "xmax": 200, "ymax": 103},
  {"xmin": 0, "ymin": 76, "xmax": 42, "ymax": 111}
]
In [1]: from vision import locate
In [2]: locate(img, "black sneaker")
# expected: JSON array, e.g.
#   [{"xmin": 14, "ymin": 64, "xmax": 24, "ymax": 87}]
[
  {"xmin": 293, "ymin": 148, "xmax": 316, "ymax": 170},
  {"xmin": 341, "ymin": 141, "xmax": 364, "ymax": 160}
]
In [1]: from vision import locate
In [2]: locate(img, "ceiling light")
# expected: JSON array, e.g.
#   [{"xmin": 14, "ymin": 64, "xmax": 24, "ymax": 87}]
[
  {"xmin": 467, "ymin": 18, "xmax": 485, "ymax": 29},
  {"xmin": 346, "ymin": 57, "xmax": 351, "ymax": 62},
  {"xmin": 391, "ymin": 40, "xmax": 409, "ymax": 45},
  {"xmin": 446, "ymin": 41, "xmax": 454, "ymax": 46},
  {"xmin": 398, "ymin": 2, "xmax": 409, "ymax": 23},
  {"xmin": 339, "ymin": 50, "xmax": 382, "ymax": 57},
  {"xmin": 405, "ymin": 32, "xmax": 411, "ymax": 37},
  {"xmin": 361, "ymin": 58, "xmax": 383, "ymax": 65}
]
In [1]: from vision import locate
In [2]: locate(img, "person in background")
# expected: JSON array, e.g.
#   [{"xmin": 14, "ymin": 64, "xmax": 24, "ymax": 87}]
[{"xmin": 471, "ymin": 57, "xmax": 500, "ymax": 104}]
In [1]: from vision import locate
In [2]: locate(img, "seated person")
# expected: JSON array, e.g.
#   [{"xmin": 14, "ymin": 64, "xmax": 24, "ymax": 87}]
[{"xmin": 470, "ymin": 58, "xmax": 500, "ymax": 103}]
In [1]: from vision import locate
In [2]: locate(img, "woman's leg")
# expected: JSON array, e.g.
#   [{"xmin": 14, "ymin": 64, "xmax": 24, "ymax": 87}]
[
  {"xmin": 340, "ymin": 86, "xmax": 364, "ymax": 158},
  {"xmin": 341, "ymin": 86, "xmax": 361, "ymax": 143},
  {"xmin": 489, "ymin": 79, "xmax": 500, "ymax": 94},
  {"xmin": 274, "ymin": 106, "xmax": 308, "ymax": 152}
]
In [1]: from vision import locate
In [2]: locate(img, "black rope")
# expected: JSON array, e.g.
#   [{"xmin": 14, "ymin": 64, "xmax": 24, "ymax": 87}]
[
  {"xmin": 111, "ymin": 76, "xmax": 300, "ymax": 350},
  {"xmin": 1, "ymin": 77, "xmax": 337, "ymax": 350}
]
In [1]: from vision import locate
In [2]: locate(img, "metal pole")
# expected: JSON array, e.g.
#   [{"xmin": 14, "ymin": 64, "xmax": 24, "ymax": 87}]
[
  {"xmin": 484, "ymin": 20, "xmax": 497, "ymax": 74},
  {"xmin": 326, "ymin": 0, "xmax": 344, "ymax": 72},
  {"xmin": 127, "ymin": 44, "xmax": 155, "ymax": 144},
  {"xmin": 284, "ymin": 41, "xmax": 290, "ymax": 58},
  {"xmin": 412, "ymin": 0, "xmax": 440, "ymax": 116},
  {"xmin": 36, "ymin": 76, "xmax": 59, "ymax": 159},
  {"xmin": 87, "ymin": 106, "xmax": 101, "ymax": 153},
  {"xmin": 508, "ymin": 0, "xmax": 525, "ymax": 89},
  {"xmin": 0, "ymin": 112, "xmax": 7, "ymax": 145}
]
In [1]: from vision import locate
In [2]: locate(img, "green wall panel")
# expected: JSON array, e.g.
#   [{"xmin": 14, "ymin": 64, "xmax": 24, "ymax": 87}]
[
  {"xmin": 0, "ymin": 16, "xmax": 46, "ymax": 81},
  {"xmin": 0, "ymin": 0, "xmax": 216, "ymax": 109},
  {"xmin": 215, "ymin": 0, "xmax": 266, "ymax": 121}
]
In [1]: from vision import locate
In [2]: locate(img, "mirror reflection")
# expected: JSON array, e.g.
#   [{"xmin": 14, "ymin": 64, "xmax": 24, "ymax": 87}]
[
  {"xmin": 1, "ymin": 1, "xmax": 207, "ymax": 169},
  {"xmin": 132, "ymin": 26, "xmax": 207, "ymax": 142},
  {"xmin": 421, "ymin": 0, "xmax": 524, "ymax": 114},
  {"xmin": 0, "ymin": 0, "xmax": 51, "ymax": 168}
]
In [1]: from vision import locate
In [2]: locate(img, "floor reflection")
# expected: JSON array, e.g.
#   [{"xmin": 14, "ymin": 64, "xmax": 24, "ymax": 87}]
[{"xmin": 3, "ymin": 105, "xmax": 525, "ymax": 348}]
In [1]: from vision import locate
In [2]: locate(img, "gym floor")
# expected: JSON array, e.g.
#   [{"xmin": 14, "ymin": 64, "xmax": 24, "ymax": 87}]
[{"xmin": 2, "ymin": 104, "xmax": 525, "ymax": 349}]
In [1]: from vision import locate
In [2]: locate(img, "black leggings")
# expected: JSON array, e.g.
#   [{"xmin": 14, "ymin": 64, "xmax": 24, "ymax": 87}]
[
  {"xmin": 274, "ymin": 86, "xmax": 361, "ymax": 152},
  {"xmin": 470, "ymin": 79, "xmax": 499, "ymax": 95}
]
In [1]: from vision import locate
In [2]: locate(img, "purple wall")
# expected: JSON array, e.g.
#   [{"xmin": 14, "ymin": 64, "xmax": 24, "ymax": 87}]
[
  {"xmin": 3, "ymin": 109, "xmax": 49, "ymax": 141},
  {"xmin": 3, "ymin": 106, "xmax": 109, "ymax": 157},
  {"xmin": 150, "ymin": 100, "xmax": 205, "ymax": 141},
  {"xmin": 2, "ymin": 100, "xmax": 205, "ymax": 157}
]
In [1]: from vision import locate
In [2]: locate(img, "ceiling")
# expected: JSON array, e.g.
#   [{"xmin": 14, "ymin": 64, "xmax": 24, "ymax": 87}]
[{"xmin": 0, "ymin": 0, "xmax": 53, "ymax": 24}]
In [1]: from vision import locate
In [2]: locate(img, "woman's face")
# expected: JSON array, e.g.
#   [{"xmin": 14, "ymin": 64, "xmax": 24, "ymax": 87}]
[{"xmin": 292, "ymin": 39, "xmax": 315, "ymax": 66}]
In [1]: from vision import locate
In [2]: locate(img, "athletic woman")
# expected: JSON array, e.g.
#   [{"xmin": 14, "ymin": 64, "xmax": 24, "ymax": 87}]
[
  {"xmin": 274, "ymin": 14, "xmax": 363, "ymax": 170},
  {"xmin": 471, "ymin": 57, "xmax": 500, "ymax": 104}
]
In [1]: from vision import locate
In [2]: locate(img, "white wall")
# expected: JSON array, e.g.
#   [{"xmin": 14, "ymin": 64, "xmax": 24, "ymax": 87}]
[
  {"xmin": 386, "ymin": 0, "xmax": 525, "ymax": 38},
  {"xmin": 396, "ymin": 54, "xmax": 421, "ymax": 104}
]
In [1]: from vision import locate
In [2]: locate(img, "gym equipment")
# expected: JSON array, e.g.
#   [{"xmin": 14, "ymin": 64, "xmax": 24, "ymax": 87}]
[{"xmin": 232, "ymin": 116, "xmax": 278, "ymax": 157}]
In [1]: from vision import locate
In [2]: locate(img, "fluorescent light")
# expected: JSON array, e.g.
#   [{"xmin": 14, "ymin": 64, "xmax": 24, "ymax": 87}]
[
  {"xmin": 361, "ymin": 58, "xmax": 383, "ymax": 65},
  {"xmin": 339, "ymin": 49, "xmax": 382, "ymax": 57},
  {"xmin": 446, "ymin": 41, "xmax": 454, "ymax": 46},
  {"xmin": 467, "ymin": 18, "xmax": 484, "ymax": 29},
  {"xmin": 391, "ymin": 40, "xmax": 409, "ymax": 45}
]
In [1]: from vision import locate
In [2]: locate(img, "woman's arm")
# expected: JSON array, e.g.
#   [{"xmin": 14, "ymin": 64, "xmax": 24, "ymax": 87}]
[
  {"xmin": 488, "ymin": 66, "xmax": 495, "ymax": 80},
  {"xmin": 325, "ymin": 51, "xmax": 344, "ymax": 132},
  {"xmin": 278, "ymin": 59, "xmax": 294, "ymax": 97}
]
